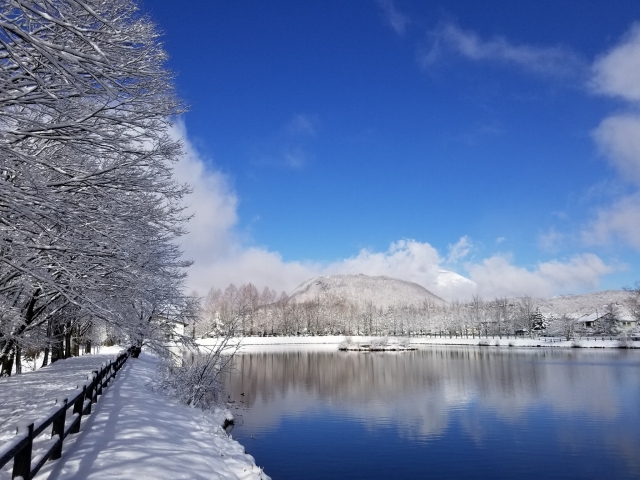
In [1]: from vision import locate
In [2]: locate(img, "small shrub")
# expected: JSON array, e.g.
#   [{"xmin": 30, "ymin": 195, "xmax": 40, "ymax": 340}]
[
  {"xmin": 23, "ymin": 347, "xmax": 41, "ymax": 361},
  {"xmin": 151, "ymin": 340, "xmax": 238, "ymax": 410},
  {"xmin": 478, "ymin": 340, "xmax": 489, "ymax": 347},
  {"xmin": 617, "ymin": 335, "xmax": 632, "ymax": 349},
  {"xmin": 494, "ymin": 341, "xmax": 500, "ymax": 347},
  {"xmin": 339, "ymin": 336, "xmax": 354, "ymax": 349},
  {"xmin": 398, "ymin": 337, "xmax": 411, "ymax": 348},
  {"xmin": 371, "ymin": 336, "xmax": 389, "ymax": 348},
  {"xmin": 571, "ymin": 340, "xmax": 582, "ymax": 348},
  {"xmin": 508, "ymin": 342, "xmax": 515, "ymax": 347}
]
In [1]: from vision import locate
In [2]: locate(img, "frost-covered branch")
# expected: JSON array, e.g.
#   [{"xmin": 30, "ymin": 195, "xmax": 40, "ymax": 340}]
[{"xmin": 0, "ymin": 0, "xmax": 192, "ymax": 375}]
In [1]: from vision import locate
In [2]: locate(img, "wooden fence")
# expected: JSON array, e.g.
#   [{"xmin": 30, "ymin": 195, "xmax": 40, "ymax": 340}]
[{"xmin": 0, "ymin": 348, "xmax": 132, "ymax": 480}]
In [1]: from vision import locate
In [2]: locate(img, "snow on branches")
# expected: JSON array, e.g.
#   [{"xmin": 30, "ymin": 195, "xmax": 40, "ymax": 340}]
[{"xmin": 0, "ymin": 0, "xmax": 192, "ymax": 375}]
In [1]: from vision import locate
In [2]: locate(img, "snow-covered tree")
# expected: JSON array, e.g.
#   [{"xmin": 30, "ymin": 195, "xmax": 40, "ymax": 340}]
[
  {"xmin": 557, "ymin": 314, "xmax": 576, "ymax": 340},
  {"xmin": 595, "ymin": 304, "xmax": 621, "ymax": 336},
  {"xmin": 515, "ymin": 296, "xmax": 538, "ymax": 336},
  {"xmin": 0, "ymin": 0, "xmax": 190, "ymax": 374},
  {"xmin": 624, "ymin": 282, "xmax": 640, "ymax": 324},
  {"xmin": 530, "ymin": 308, "xmax": 548, "ymax": 333}
]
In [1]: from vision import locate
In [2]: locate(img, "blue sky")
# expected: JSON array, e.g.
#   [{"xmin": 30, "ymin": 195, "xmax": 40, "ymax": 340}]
[{"xmin": 142, "ymin": 1, "xmax": 640, "ymax": 299}]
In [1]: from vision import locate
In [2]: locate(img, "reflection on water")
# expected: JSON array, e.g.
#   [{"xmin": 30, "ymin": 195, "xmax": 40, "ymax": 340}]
[{"xmin": 225, "ymin": 347, "xmax": 640, "ymax": 480}]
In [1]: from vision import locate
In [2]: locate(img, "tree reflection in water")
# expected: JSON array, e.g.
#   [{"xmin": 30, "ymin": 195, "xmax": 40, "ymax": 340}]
[{"xmin": 224, "ymin": 347, "xmax": 640, "ymax": 479}]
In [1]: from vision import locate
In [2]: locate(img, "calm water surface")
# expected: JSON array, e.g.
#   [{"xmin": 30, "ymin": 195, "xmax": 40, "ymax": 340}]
[{"xmin": 224, "ymin": 346, "xmax": 640, "ymax": 479}]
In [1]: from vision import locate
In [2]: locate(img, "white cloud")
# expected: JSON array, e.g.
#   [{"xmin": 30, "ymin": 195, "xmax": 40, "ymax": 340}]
[
  {"xmin": 466, "ymin": 254, "xmax": 614, "ymax": 299},
  {"xmin": 170, "ymin": 121, "xmax": 318, "ymax": 296},
  {"xmin": 446, "ymin": 236, "xmax": 472, "ymax": 264},
  {"xmin": 197, "ymin": 247, "xmax": 319, "ymax": 296},
  {"xmin": 414, "ymin": 22, "xmax": 640, "ymax": 256},
  {"xmin": 537, "ymin": 228, "xmax": 565, "ymax": 253},
  {"xmin": 252, "ymin": 114, "xmax": 318, "ymax": 170},
  {"xmin": 585, "ymin": 25, "xmax": 640, "ymax": 251},
  {"xmin": 282, "ymin": 147, "xmax": 309, "ymax": 169},
  {"xmin": 377, "ymin": 0, "xmax": 411, "ymax": 35},
  {"xmin": 327, "ymin": 239, "xmax": 442, "ymax": 288},
  {"xmin": 592, "ymin": 113, "xmax": 640, "ymax": 185},
  {"xmin": 592, "ymin": 23, "xmax": 640, "ymax": 101},
  {"xmin": 328, "ymin": 242, "xmax": 614, "ymax": 300},
  {"xmin": 171, "ymin": 122, "xmax": 614, "ymax": 300},
  {"xmin": 422, "ymin": 23, "xmax": 584, "ymax": 78},
  {"xmin": 170, "ymin": 121, "xmax": 238, "ymax": 267},
  {"xmin": 171, "ymin": 123, "xmax": 237, "ymax": 231},
  {"xmin": 171, "ymin": 123, "xmax": 458, "ymax": 298},
  {"xmin": 286, "ymin": 114, "xmax": 318, "ymax": 137},
  {"xmin": 582, "ymin": 193, "xmax": 640, "ymax": 249}
]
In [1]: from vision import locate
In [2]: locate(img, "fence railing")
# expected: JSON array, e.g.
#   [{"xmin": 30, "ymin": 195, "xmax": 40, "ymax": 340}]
[{"xmin": 0, "ymin": 348, "xmax": 132, "ymax": 480}]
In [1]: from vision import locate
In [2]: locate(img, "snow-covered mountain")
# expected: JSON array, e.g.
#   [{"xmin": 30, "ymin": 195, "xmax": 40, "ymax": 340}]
[
  {"xmin": 433, "ymin": 269, "xmax": 477, "ymax": 300},
  {"xmin": 288, "ymin": 274, "xmax": 445, "ymax": 309},
  {"xmin": 287, "ymin": 273, "xmax": 632, "ymax": 319}
]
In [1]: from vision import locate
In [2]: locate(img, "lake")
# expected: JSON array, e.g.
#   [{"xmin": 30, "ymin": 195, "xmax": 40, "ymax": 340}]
[{"xmin": 224, "ymin": 346, "xmax": 640, "ymax": 479}]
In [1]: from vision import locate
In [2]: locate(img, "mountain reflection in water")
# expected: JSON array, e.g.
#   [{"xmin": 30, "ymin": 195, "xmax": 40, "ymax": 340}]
[{"xmin": 224, "ymin": 347, "xmax": 640, "ymax": 480}]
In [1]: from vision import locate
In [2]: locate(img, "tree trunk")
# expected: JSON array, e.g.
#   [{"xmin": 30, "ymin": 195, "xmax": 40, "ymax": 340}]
[
  {"xmin": 0, "ymin": 343, "xmax": 15, "ymax": 377},
  {"xmin": 51, "ymin": 325, "xmax": 64, "ymax": 364},
  {"xmin": 64, "ymin": 329, "xmax": 72, "ymax": 358},
  {"xmin": 0, "ymin": 289, "xmax": 41, "ymax": 372},
  {"xmin": 15, "ymin": 345, "xmax": 22, "ymax": 374},
  {"xmin": 72, "ymin": 330, "xmax": 80, "ymax": 357},
  {"xmin": 51, "ymin": 344, "xmax": 62, "ymax": 363},
  {"xmin": 42, "ymin": 346, "xmax": 50, "ymax": 368}
]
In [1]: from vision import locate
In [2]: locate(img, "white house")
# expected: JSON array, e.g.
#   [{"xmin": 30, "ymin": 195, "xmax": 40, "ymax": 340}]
[{"xmin": 575, "ymin": 308, "xmax": 637, "ymax": 332}]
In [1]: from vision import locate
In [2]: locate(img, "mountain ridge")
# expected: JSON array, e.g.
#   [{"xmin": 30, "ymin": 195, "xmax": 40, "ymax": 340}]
[
  {"xmin": 288, "ymin": 273, "xmax": 445, "ymax": 309},
  {"xmin": 287, "ymin": 274, "xmax": 633, "ymax": 319}
]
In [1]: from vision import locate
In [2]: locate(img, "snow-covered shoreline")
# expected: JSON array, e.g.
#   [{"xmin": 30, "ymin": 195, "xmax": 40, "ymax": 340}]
[{"xmin": 197, "ymin": 335, "xmax": 640, "ymax": 351}]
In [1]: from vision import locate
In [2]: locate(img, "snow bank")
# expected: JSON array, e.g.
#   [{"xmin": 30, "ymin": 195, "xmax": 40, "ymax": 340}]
[
  {"xmin": 197, "ymin": 335, "xmax": 639, "ymax": 351},
  {"xmin": 409, "ymin": 336, "xmax": 639, "ymax": 349}
]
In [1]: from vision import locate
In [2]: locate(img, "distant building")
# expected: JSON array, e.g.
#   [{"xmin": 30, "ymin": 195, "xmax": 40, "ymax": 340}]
[
  {"xmin": 575, "ymin": 309, "xmax": 637, "ymax": 332},
  {"xmin": 576, "ymin": 312, "xmax": 599, "ymax": 329},
  {"xmin": 162, "ymin": 319, "xmax": 188, "ymax": 341},
  {"xmin": 617, "ymin": 313, "xmax": 638, "ymax": 330}
]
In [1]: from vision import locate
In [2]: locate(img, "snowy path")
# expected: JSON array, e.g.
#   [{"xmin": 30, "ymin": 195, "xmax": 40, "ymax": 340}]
[
  {"xmin": 0, "ymin": 347, "xmax": 124, "ymax": 442},
  {"xmin": 31, "ymin": 353, "xmax": 268, "ymax": 480}
]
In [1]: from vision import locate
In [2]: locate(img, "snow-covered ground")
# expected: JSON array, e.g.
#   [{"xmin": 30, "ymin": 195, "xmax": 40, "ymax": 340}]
[
  {"xmin": 0, "ymin": 346, "xmax": 124, "ymax": 443},
  {"xmin": 1, "ymin": 351, "xmax": 269, "ymax": 480},
  {"xmin": 198, "ymin": 335, "xmax": 639, "ymax": 351},
  {"xmin": 409, "ymin": 336, "xmax": 638, "ymax": 349}
]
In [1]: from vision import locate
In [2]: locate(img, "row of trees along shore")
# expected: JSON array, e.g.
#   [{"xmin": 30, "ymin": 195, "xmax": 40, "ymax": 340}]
[
  {"xmin": 197, "ymin": 283, "xmax": 640, "ymax": 339},
  {"xmin": 0, "ymin": 0, "xmax": 195, "ymax": 376}
]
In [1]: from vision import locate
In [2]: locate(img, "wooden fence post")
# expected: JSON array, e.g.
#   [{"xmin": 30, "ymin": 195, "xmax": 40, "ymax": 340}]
[
  {"xmin": 91, "ymin": 370, "xmax": 99, "ymax": 403},
  {"xmin": 71, "ymin": 386, "xmax": 86, "ymax": 434},
  {"xmin": 50, "ymin": 399, "xmax": 67, "ymax": 460},
  {"xmin": 96, "ymin": 366, "xmax": 103, "ymax": 397},
  {"xmin": 104, "ymin": 362, "xmax": 110, "ymax": 387},
  {"xmin": 12, "ymin": 423, "xmax": 33, "ymax": 480}
]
